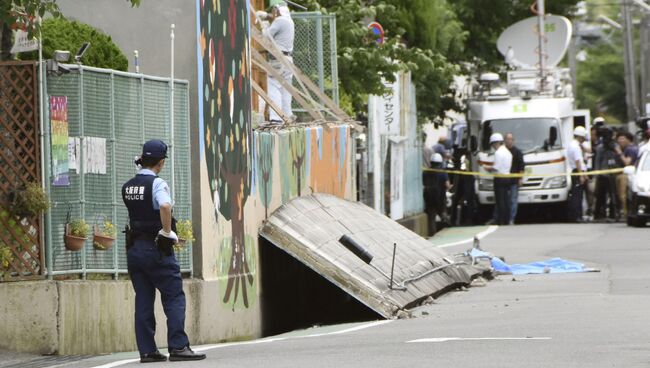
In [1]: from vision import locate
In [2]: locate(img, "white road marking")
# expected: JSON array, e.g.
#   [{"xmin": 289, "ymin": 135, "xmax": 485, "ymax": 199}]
[
  {"xmin": 436, "ymin": 225, "xmax": 499, "ymax": 248},
  {"xmin": 407, "ymin": 337, "xmax": 551, "ymax": 343},
  {"xmin": 88, "ymin": 320, "xmax": 393, "ymax": 368}
]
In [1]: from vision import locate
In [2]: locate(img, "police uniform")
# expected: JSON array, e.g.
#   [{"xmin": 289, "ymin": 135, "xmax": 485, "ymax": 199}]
[{"xmin": 122, "ymin": 139, "xmax": 204, "ymax": 362}]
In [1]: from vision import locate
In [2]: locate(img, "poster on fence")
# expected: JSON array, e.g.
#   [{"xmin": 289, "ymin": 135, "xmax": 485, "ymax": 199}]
[
  {"xmin": 50, "ymin": 96, "xmax": 69, "ymax": 186},
  {"xmin": 67, "ymin": 137, "xmax": 106, "ymax": 174}
]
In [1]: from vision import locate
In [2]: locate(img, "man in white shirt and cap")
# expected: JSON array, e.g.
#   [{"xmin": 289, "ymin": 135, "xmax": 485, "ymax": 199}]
[
  {"xmin": 567, "ymin": 126, "xmax": 588, "ymax": 222},
  {"xmin": 261, "ymin": 0, "xmax": 295, "ymax": 123},
  {"xmin": 485, "ymin": 133, "xmax": 512, "ymax": 225}
]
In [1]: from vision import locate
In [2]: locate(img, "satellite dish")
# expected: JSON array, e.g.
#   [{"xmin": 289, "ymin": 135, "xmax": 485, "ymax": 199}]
[{"xmin": 497, "ymin": 15, "xmax": 572, "ymax": 70}]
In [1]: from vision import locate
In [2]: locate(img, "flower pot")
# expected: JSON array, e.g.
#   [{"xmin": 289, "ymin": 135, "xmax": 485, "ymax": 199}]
[
  {"xmin": 64, "ymin": 224, "xmax": 86, "ymax": 251},
  {"xmin": 93, "ymin": 225, "xmax": 115, "ymax": 251}
]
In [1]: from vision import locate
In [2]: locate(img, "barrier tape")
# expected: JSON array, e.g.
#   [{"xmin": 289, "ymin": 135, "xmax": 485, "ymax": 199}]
[{"xmin": 422, "ymin": 167, "xmax": 625, "ymax": 178}]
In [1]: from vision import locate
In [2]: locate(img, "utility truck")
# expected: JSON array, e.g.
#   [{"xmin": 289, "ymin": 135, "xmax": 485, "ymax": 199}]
[{"xmin": 464, "ymin": 12, "xmax": 590, "ymax": 220}]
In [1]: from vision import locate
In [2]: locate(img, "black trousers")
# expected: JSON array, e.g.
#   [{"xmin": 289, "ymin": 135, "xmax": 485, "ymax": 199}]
[
  {"xmin": 595, "ymin": 175, "xmax": 618, "ymax": 219},
  {"xmin": 494, "ymin": 178, "xmax": 511, "ymax": 225},
  {"xmin": 568, "ymin": 173, "xmax": 584, "ymax": 222}
]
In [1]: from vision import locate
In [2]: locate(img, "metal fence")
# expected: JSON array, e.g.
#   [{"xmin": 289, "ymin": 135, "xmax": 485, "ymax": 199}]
[
  {"xmin": 43, "ymin": 65, "xmax": 192, "ymax": 278},
  {"xmin": 292, "ymin": 12, "xmax": 339, "ymax": 111}
]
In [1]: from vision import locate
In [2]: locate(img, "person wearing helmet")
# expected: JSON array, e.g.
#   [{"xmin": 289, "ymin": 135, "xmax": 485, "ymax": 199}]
[
  {"xmin": 422, "ymin": 152, "xmax": 451, "ymax": 236},
  {"xmin": 567, "ymin": 126, "xmax": 588, "ymax": 222},
  {"xmin": 594, "ymin": 126, "xmax": 623, "ymax": 221},
  {"xmin": 262, "ymin": 0, "xmax": 295, "ymax": 123},
  {"xmin": 485, "ymin": 133, "xmax": 512, "ymax": 225}
]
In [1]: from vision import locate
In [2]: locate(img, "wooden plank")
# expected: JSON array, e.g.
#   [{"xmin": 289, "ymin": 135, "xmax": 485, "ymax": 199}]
[{"xmin": 251, "ymin": 79, "xmax": 290, "ymax": 123}]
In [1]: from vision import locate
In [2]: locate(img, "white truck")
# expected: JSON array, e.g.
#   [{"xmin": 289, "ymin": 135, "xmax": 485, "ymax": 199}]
[{"xmin": 465, "ymin": 69, "xmax": 589, "ymax": 220}]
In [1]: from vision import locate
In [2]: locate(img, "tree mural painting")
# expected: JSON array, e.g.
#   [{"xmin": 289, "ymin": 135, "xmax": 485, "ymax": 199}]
[
  {"xmin": 310, "ymin": 125, "xmax": 350, "ymax": 198},
  {"xmin": 199, "ymin": 0, "xmax": 254, "ymax": 308},
  {"xmin": 255, "ymin": 131, "xmax": 274, "ymax": 219},
  {"xmin": 279, "ymin": 128, "xmax": 308, "ymax": 204}
]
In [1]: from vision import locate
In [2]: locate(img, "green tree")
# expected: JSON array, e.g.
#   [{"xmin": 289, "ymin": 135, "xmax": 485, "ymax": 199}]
[
  {"xmin": 0, "ymin": 0, "xmax": 139, "ymax": 60},
  {"xmin": 577, "ymin": 42, "xmax": 626, "ymax": 124},
  {"xmin": 303, "ymin": 0, "xmax": 461, "ymax": 121},
  {"xmin": 21, "ymin": 18, "xmax": 128, "ymax": 71},
  {"xmin": 450, "ymin": 0, "xmax": 580, "ymax": 71}
]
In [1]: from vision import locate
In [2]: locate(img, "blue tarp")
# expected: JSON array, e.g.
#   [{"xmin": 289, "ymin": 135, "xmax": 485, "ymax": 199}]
[{"xmin": 470, "ymin": 248, "xmax": 598, "ymax": 275}]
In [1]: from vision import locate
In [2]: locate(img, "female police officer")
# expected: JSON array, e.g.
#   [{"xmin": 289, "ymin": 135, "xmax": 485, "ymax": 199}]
[{"xmin": 122, "ymin": 139, "xmax": 205, "ymax": 363}]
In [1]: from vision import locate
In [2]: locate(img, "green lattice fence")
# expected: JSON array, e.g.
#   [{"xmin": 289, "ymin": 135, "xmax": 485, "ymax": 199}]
[
  {"xmin": 292, "ymin": 12, "xmax": 339, "ymax": 112},
  {"xmin": 44, "ymin": 65, "xmax": 192, "ymax": 278}
]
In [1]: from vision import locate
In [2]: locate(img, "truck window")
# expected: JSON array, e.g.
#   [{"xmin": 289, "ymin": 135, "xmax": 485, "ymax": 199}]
[{"xmin": 481, "ymin": 118, "xmax": 563, "ymax": 153}]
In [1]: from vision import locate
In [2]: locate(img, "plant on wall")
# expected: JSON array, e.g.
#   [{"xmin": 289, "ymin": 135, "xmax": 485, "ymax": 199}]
[{"xmin": 12, "ymin": 181, "xmax": 50, "ymax": 218}]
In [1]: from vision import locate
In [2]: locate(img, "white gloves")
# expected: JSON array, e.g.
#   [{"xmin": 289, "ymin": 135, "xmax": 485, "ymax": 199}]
[{"xmin": 158, "ymin": 229, "xmax": 178, "ymax": 243}]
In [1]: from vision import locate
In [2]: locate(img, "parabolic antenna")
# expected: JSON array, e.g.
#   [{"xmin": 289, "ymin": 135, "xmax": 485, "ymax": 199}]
[{"xmin": 497, "ymin": 15, "xmax": 572, "ymax": 70}]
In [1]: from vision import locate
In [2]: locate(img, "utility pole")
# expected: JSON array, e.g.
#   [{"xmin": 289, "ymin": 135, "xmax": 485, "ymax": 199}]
[
  {"xmin": 621, "ymin": 0, "xmax": 640, "ymax": 125},
  {"xmin": 568, "ymin": 21, "xmax": 579, "ymax": 103},
  {"xmin": 640, "ymin": 14, "xmax": 650, "ymax": 117},
  {"xmin": 537, "ymin": 0, "xmax": 547, "ymax": 90}
]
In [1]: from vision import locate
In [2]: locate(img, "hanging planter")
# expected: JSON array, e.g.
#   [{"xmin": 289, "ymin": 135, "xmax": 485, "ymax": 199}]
[
  {"xmin": 93, "ymin": 218, "xmax": 116, "ymax": 251},
  {"xmin": 64, "ymin": 218, "xmax": 88, "ymax": 251},
  {"xmin": 175, "ymin": 219, "xmax": 195, "ymax": 252}
]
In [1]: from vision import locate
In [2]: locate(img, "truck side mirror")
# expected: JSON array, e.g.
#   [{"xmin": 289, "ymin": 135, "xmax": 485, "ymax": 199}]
[
  {"xmin": 470, "ymin": 136, "xmax": 478, "ymax": 152},
  {"xmin": 549, "ymin": 127, "xmax": 558, "ymax": 146}
]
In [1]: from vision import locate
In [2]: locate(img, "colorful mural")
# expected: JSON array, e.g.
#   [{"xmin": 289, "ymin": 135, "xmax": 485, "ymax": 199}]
[
  {"xmin": 199, "ymin": 0, "xmax": 255, "ymax": 308},
  {"xmin": 254, "ymin": 131, "xmax": 274, "ymax": 219}
]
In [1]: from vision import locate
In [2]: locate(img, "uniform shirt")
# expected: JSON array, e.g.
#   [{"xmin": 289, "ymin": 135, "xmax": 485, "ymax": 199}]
[
  {"xmin": 623, "ymin": 144, "xmax": 639, "ymax": 166},
  {"xmin": 422, "ymin": 146, "xmax": 434, "ymax": 169},
  {"xmin": 493, "ymin": 145, "xmax": 512, "ymax": 175},
  {"xmin": 264, "ymin": 7, "xmax": 294, "ymax": 53},
  {"xmin": 567, "ymin": 139, "xmax": 585, "ymax": 171},
  {"xmin": 138, "ymin": 169, "xmax": 173, "ymax": 209}
]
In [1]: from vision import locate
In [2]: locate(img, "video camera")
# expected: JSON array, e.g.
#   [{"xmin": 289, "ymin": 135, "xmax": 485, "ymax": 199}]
[{"xmin": 636, "ymin": 116, "xmax": 650, "ymax": 132}]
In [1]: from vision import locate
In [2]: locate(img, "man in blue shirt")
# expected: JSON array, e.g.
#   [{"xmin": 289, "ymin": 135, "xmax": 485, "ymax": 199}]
[
  {"xmin": 122, "ymin": 140, "xmax": 205, "ymax": 363},
  {"xmin": 616, "ymin": 131, "xmax": 639, "ymax": 217}
]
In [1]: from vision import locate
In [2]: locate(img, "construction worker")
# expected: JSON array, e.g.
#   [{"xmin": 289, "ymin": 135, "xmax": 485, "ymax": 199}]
[
  {"xmin": 485, "ymin": 133, "xmax": 512, "ymax": 225},
  {"xmin": 262, "ymin": 0, "xmax": 294, "ymax": 123},
  {"xmin": 567, "ymin": 127, "xmax": 588, "ymax": 222}
]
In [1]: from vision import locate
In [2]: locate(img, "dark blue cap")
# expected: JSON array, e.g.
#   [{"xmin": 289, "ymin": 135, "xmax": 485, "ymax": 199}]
[{"xmin": 141, "ymin": 139, "xmax": 168, "ymax": 159}]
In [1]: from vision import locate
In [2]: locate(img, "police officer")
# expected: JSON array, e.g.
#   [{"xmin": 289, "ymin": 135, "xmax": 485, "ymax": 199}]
[{"xmin": 122, "ymin": 139, "xmax": 205, "ymax": 363}]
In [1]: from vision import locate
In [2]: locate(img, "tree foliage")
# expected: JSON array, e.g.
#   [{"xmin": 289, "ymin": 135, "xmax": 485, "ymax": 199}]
[
  {"xmin": 303, "ymin": 0, "xmax": 462, "ymax": 121},
  {"xmin": 577, "ymin": 42, "xmax": 626, "ymax": 124},
  {"xmin": 0, "ymin": 0, "xmax": 139, "ymax": 60},
  {"xmin": 450, "ymin": 0, "xmax": 581, "ymax": 71},
  {"xmin": 21, "ymin": 18, "xmax": 128, "ymax": 71}
]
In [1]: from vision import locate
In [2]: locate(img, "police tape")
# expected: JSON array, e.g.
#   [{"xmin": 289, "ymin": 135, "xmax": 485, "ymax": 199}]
[{"xmin": 422, "ymin": 167, "xmax": 625, "ymax": 178}]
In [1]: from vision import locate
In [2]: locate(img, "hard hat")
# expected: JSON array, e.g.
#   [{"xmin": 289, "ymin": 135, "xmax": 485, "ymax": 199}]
[
  {"xmin": 593, "ymin": 117, "xmax": 605, "ymax": 126},
  {"xmin": 430, "ymin": 153, "xmax": 443, "ymax": 163},
  {"xmin": 489, "ymin": 133, "xmax": 504, "ymax": 143},
  {"xmin": 573, "ymin": 126, "xmax": 587, "ymax": 137}
]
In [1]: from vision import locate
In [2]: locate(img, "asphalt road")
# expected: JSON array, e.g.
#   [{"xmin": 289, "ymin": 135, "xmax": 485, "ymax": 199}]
[{"xmin": 20, "ymin": 223, "xmax": 650, "ymax": 368}]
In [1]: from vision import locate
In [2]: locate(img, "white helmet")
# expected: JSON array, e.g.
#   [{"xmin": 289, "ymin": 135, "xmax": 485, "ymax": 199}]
[
  {"xmin": 489, "ymin": 133, "xmax": 504, "ymax": 143},
  {"xmin": 593, "ymin": 117, "xmax": 605, "ymax": 125},
  {"xmin": 430, "ymin": 153, "xmax": 443, "ymax": 163},
  {"xmin": 573, "ymin": 126, "xmax": 587, "ymax": 138}
]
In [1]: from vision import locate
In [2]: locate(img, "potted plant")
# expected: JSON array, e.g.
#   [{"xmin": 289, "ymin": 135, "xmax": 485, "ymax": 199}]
[
  {"xmin": 64, "ymin": 218, "xmax": 89, "ymax": 251},
  {"xmin": 175, "ymin": 219, "xmax": 195, "ymax": 252},
  {"xmin": 93, "ymin": 219, "xmax": 116, "ymax": 250},
  {"xmin": 12, "ymin": 182, "xmax": 50, "ymax": 218}
]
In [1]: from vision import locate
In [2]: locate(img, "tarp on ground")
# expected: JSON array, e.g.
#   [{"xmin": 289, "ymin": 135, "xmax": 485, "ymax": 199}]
[
  {"xmin": 470, "ymin": 249, "xmax": 599, "ymax": 275},
  {"xmin": 259, "ymin": 194, "xmax": 486, "ymax": 318}
]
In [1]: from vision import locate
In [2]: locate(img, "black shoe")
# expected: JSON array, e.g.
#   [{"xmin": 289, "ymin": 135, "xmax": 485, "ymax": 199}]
[
  {"xmin": 140, "ymin": 350, "xmax": 167, "ymax": 363},
  {"xmin": 169, "ymin": 346, "xmax": 206, "ymax": 361}
]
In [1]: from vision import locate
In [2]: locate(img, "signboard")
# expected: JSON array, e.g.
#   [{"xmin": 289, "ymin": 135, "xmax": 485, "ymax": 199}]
[
  {"xmin": 50, "ymin": 96, "xmax": 69, "ymax": 186},
  {"xmin": 10, "ymin": 30, "xmax": 38, "ymax": 54},
  {"xmin": 368, "ymin": 22, "xmax": 384, "ymax": 45},
  {"xmin": 377, "ymin": 77, "xmax": 401, "ymax": 136}
]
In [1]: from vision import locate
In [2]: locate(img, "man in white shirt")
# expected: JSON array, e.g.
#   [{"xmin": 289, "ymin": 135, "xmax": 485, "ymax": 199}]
[
  {"xmin": 567, "ymin": 126, "xmax": 587, "ymax": 222},
  {"xmin": 262, "ymin": 0, "xmax": 295, "ymax": 123},
  {"xmin": 486, "ymin": 133, "xmax": 512, "ymax": 225}
]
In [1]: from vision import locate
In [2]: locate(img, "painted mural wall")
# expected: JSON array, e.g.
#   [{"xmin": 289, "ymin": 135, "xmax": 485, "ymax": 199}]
[{"xmin": 197, "ymin": 0, "xmax": 354, "ymax": 339}]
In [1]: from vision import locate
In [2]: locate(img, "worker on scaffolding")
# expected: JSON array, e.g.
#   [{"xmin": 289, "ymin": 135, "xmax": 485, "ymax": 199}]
[{"xmin": 259, "ymin": 0, "xmax": 295, "ymax": 123}]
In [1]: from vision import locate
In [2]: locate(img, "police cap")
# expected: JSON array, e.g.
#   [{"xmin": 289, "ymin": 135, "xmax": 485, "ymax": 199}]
[{"xmin": 142, "ymin": 139, "xmax": 168, "ymax": 159}]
